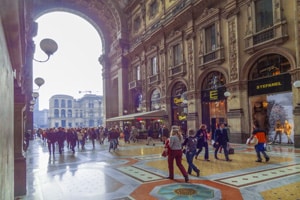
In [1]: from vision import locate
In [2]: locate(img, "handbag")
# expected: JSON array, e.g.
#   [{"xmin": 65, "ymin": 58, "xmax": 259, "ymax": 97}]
[{"xmin": 161, "ymin": 149, "xmax": 168, "ymax": 157}]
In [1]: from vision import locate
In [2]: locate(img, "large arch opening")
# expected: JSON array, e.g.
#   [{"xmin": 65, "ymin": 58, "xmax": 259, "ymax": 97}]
[{"xmin": 33, "ymin": 11, "xmax": 103, "ymax": 128}]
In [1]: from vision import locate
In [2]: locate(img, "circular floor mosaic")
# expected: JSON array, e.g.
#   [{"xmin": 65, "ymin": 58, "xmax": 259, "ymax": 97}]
[{"xmin": 150, "ymin": 183, "xmax": 221, "ymax": 200}]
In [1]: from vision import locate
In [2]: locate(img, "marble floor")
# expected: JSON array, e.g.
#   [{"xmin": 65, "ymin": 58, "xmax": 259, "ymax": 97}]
[{"xmin": 15, "ymin": 138, "xmax": 300, "ymax": 200}]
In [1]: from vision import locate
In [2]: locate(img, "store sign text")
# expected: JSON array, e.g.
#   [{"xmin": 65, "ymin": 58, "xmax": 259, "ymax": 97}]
[
  {"xmin": 256, "ymin": 81, "xmax": 282, "ymax": 90},
  {"xmin": 209, "ymin": 90, "xmax": 218, "ymax": 100}
]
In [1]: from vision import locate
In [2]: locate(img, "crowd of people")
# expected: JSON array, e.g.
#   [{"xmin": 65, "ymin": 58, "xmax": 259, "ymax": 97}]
[{"xmin": 24, "ymin": 121, "xmax": 270, "ymax": 183}]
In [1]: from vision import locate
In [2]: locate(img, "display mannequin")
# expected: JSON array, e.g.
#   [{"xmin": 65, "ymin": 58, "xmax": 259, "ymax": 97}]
[{"xmin": 283, "ymin": 120, "xmax": 293, "ymax": 144}]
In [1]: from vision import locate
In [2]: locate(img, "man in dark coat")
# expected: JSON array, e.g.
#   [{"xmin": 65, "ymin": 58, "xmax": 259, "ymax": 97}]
[{"xmin": 214, "ymin": 123, "xmax": 232, "ymax": 161}]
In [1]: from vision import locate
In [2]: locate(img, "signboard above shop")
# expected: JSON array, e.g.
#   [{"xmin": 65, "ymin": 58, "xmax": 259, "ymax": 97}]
[
  {"xmin": 248, "ymin": 73, "xmax": 291, "ymax": 96},
  {"xmin": 201, "ymin": 87, "xmax": 226, "ymax": 102}
]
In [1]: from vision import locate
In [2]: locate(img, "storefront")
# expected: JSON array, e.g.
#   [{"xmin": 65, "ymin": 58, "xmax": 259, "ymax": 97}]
[
  {"xmin": 106, "ymin": 110, "xmax": 168, "ymax": 138},
  {"xmin": 201, "ymin": 71, "xmax": 227, "ymax": 134},
  {"xmin": 170, "ymin": 82, "xmax": 187, "ymax": 135},
  {"xmin": 247, "ymin": 54, "xmax": 293, "ymax": 144}
]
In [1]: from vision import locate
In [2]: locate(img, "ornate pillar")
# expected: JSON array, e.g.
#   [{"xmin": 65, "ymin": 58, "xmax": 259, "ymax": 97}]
[
  {"xmin": 99, "ymin": 54, "xmax": 110, "ymax": 123},
  {"xmin": 14, "ymin": 84, "xmax": 26, "ymax": 196},
  {"xmin": 292, "ymin": 69, "xmax": 300, "ymax": 148}
]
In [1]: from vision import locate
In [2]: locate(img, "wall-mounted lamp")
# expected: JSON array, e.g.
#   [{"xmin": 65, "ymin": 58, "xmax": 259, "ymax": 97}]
[
  {"xmin": 32, "ymin": 92, "xmax": 39, "ymax": 99},
  {"xmin": 34, "ymin": 77, "xmax": 45, "ymax": 88},
  {"xmin": 293, "ymin": 80, "xmax": 300, "ymax": 88},
  {"xmin": 224, "ymin": 91, "xmax": 236, "ymax": 100},
  {"xmin": 33, "ymin": 38, "xmax": 58, "ymax": 63}
]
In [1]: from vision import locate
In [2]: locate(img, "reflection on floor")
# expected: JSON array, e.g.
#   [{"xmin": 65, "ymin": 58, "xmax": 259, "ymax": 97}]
[{"xmin": 15, "ymin": 138, "xmax": 300, "ymax": 200}]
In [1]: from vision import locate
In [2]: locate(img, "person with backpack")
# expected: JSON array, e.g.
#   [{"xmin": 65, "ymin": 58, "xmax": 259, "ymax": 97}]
[
  {"xmin": 182, "ymin": 128, "xmax": 200, "ymax": 177},
  {"xmin": 195, "ymin": 124, "xmax": 210, "ymax": 161}
]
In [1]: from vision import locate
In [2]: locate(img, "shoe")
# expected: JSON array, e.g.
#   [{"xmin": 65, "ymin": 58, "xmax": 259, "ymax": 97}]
[
  {"xmin": 266, "ymin": 157, "xmax": 270, "ymax": 162},
  {"xmin": 184, "ymin": 176, "xmax": 189, "ymax": 183},
  {"xmin": 205, "ymin": 159, "xmax": 210, "ymax": 161},
  {"xmin": 215, "ymin": 156, "xmax": 219, "ymax": 160},
  {"xmin": 165, "ymin": 176, "xmax": 173, "ymax": 180},
  {"xmin": 196, "ymin": 170, "xmax": 200, "ymax": 177},
  {"xmin": 153, "ymin": 144, "xmax": 155, "ymax": 146},
  {"xmin": 226, "ymin": 159, "xmax": 232, "ymax": 162},
  {"xmin": 255, "ymin": 159, "xmax": 262, "ymax": 162}
]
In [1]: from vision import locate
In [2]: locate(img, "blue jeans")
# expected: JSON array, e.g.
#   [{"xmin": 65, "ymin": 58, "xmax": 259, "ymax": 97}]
[{"xmin": 185, "ymin": 150, "xmax": 199, "ymax": 174}]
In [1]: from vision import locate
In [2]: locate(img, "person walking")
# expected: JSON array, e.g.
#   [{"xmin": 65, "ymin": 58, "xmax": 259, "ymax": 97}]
[
  {"xmin": 167, "ymin": 128, "xmax": 189, "ymax": 182},
  {"xmin": 47, "ymin": 128, "xmax": 57, "ymax": 156},
  {"xmin": 214, "ymin": 123, "xmax": 232, "ymax": 161},
  {"xmin": 195, "ymin": 124, "xmax": 210, "ymax": 161},
  {"xmin": 248, "ymin": 123, "xmax": 270, "ymax": 162},
  {"xmin": 182, "ymin": 128, "xmax": 200, "ymax": 177},
  {"xmin": 146, "ymin": 125, "xmax": 155, "ymax": 146}
]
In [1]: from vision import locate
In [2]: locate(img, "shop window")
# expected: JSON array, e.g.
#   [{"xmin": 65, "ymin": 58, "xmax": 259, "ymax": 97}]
[
  {"xmin": 249, "ymin": 54, "xmax": 291, "ymax": 80},
  {"xmin": 171, "ymin": 82, "xmax": 187, "ymax": 130}
]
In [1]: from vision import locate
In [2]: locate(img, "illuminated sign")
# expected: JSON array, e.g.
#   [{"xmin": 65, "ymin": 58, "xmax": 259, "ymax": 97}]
[
  {"xmin": 248, "ymin": 73, "xmax": 291, "ymax": 96},
  {"xmin": 201, "ymin": 87, "xmax": 226, "ymax": 102}
]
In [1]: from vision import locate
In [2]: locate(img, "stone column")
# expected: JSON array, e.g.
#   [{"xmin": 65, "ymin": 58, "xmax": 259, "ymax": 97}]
[{"xmin": 14, "ymin": 87, "xmax": 26, "ymax": 196}]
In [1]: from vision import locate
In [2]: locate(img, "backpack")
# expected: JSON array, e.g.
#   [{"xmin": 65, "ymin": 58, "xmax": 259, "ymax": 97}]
[{"xmin": 186, "ymin": 137, "xmax": 198, "ymax": 152}]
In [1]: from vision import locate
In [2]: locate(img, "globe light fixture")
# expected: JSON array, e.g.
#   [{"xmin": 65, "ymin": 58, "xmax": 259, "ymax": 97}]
[
  {"xmin": 34, "ymin": 77, "xmax": 45, "ymax": 88},
  {"xmin": 33, "ymin": 38, "xmax": 58, "ymax": 63}
]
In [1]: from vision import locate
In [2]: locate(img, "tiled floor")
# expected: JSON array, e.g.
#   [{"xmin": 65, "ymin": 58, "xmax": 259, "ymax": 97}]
[{"xmin": 16, "ymin": 138, "xmax": 300, "ymax": 200}]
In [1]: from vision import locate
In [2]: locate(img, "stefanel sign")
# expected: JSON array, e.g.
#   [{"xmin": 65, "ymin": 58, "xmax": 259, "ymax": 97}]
[
  {"xmin": 248, "ymin": 73, "xmax": 291, "ymax": 96},
  {"xmin": 201, "ymin": 87, "xmax": 226, "ymax": 102}
]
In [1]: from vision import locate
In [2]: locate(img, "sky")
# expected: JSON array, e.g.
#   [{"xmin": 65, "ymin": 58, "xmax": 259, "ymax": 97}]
[{"xmin": 33, "ymin": 12, "xmax": 103, "ymax": 110}]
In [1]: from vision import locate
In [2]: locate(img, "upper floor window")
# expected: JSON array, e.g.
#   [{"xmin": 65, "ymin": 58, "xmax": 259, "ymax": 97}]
[
  {"xmin": 54, "ymin": 99, "xmax": 59, "ymax": 108},
  {"xmin": 88, "ymin": 102, "xmax": 94, "ymax": 108},
  {"xmin": 61, "ymin": 100, "xmax": 66, "ymax": 108},
  {"xmin": 150, "ymin": 89, "xmax": 161, "ymax": 111},
  {"xmin": 67, "ymin": 109, "xmax": 72, "ymax": 118},
  {"xmin": 173, "ymin": 44, "xmax": 181, "ymax": 66},
  {"xmin": 136, "ymin": 65, "xmax": 141, "ymax": 80},
  {"xmin": 151, "ymin": 56, "xmax": 158, "ymax": 75},
  {"xmin": 54, "ymin": 109, "xmax": 59, "ymax": 118},
  {"xmin": 67, "ymin": 100, "xmax": 72, "ymax": 108},
  {"xmin": 255, "ymin": 0, "xmax": 273, "ymax": 32},
  {"xmin": 149, "ymin": 0, "xmax": 158, "ymax": 18},
  {"xmin": 205, "ymin": 24, "xmax": 216, "ymax": 53},
  {"xmin": 61, "ymin": 109, "xmax": 66, "ymax": 118}
]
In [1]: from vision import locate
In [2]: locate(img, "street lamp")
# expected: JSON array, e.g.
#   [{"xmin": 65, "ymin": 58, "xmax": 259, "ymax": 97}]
[{"xmin": 33, "ymin": 38, "xmax": 58, "ymax": 63}]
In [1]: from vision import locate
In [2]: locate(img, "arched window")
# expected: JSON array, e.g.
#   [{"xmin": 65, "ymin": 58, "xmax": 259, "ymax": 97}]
[
  {"xmin": 249, "ymin": 54, "xmax": 291, "ymax": 80},
  {"xmin": 67, "ymin": 100, "xmax": 72, "ymax": 108}
]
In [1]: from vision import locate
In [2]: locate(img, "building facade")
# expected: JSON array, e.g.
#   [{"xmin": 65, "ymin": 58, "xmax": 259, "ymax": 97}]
[
  {"xmin": 48, "ymin": 94, "xmax": 103, "ymax": 128},
  {"xmin": 104, "ymin": 0, "xmax": 300, "ymax": 145},
  {"xmin": 1, "ymin": 0, "xmax": 300, "ymax": 198}
]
